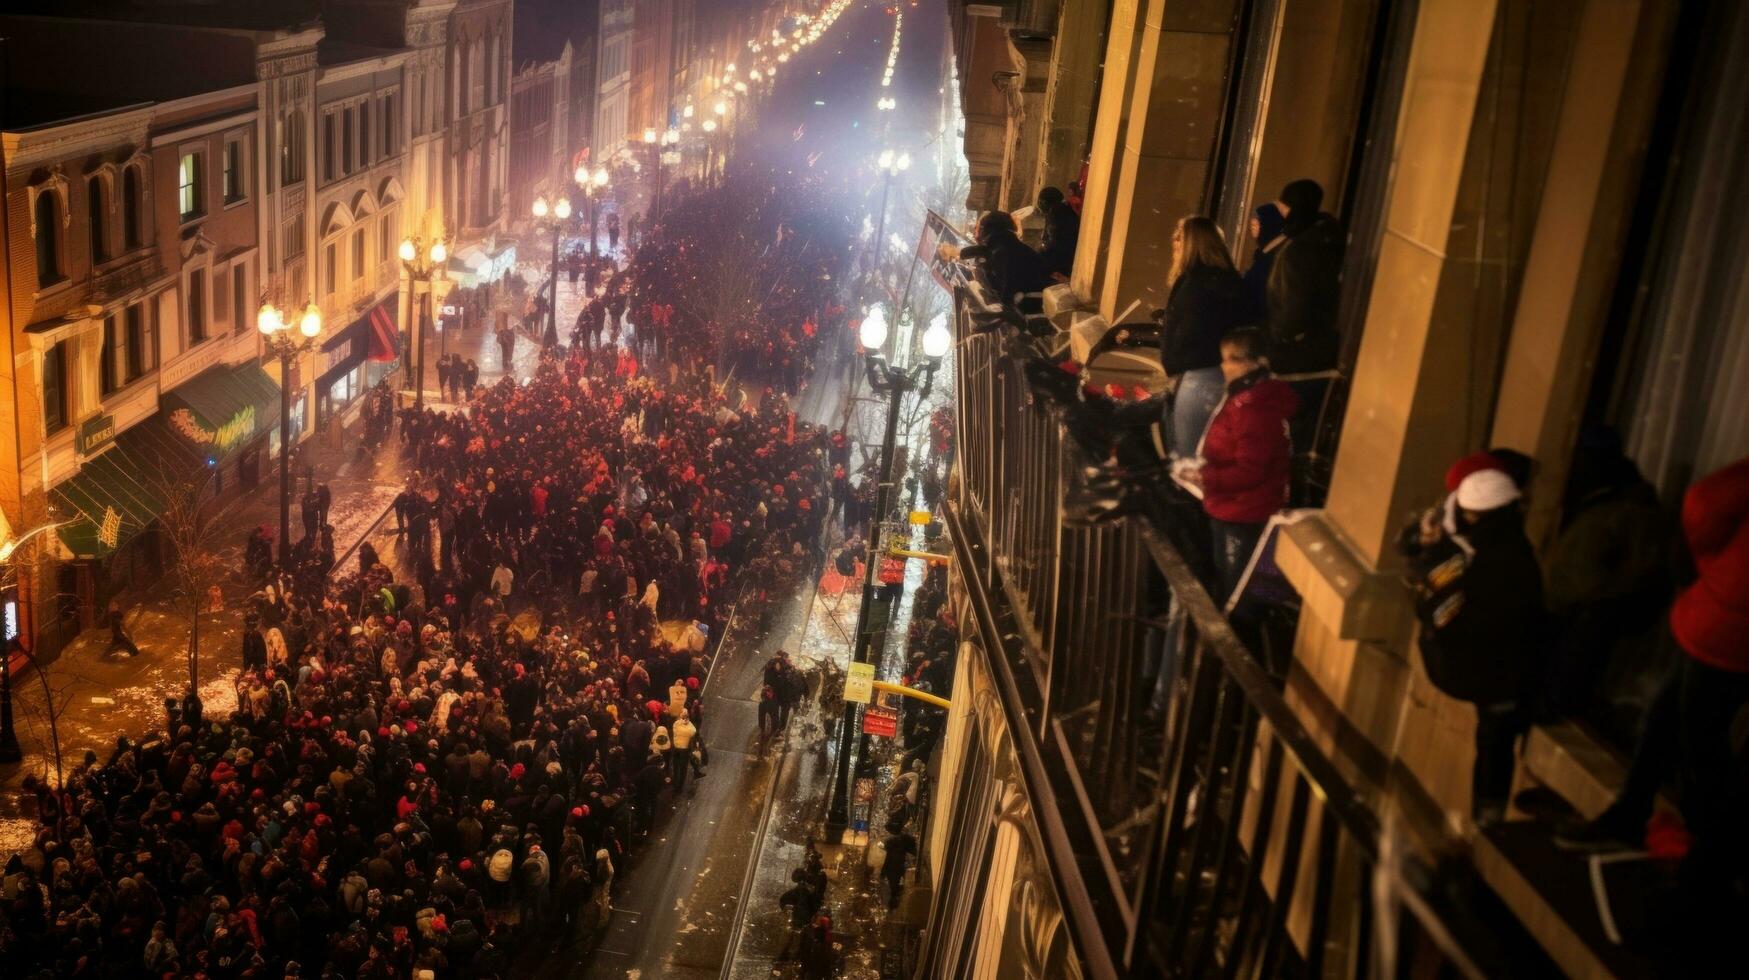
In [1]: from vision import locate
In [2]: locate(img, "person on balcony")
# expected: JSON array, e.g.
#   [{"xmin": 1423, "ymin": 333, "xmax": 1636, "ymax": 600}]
[
  {"xmin": 1174, "ymin": 326, "xmax": 1298, "ymax": 599},
  {"xmin": 1242, "ymin": 203, "xmax": 1286, "ymax": 317},
  {"xmin": 1265, "ymin": 179, "xmax": 1346, "ymax": 465},
  {"xmin": 1399, "ymin": 464, "xmax": 1546, "ymax": 825},
  {"xmin": 1558, "ymin": 455, "xmax": 1749, "ymax": 882},
  {"xmin": 1158, "ymin": 216, "xmax": 1256, "ymax": 458},
  {"xmin": 965, "ymin": 210, "xmax": 1052, "ymax": 309},
  {"xmin": 1036, "ymin": 186, "xmax": 1081, "ymax": 279}
]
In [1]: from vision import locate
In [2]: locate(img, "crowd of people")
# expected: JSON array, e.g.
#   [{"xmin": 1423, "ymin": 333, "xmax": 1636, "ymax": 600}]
[
  {"xmin": 964, "ymin": 169, "xmax": 1749, "ymax": 940},
  {"xmin": 0, "ymin": 144, "xmax": 864, "ymax": 978}
]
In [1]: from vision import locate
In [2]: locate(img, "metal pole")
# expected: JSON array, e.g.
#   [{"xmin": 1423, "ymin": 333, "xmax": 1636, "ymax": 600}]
[
  {"xmin": 0, "ymin": 638, "xmax": 20, "ymax": 762},
  {"xmin": 547, "ymin": 221, "xmax": 561, "ymax": 347},
  {"xmin": 278, "ymin": 348, "xmax": 293, "ymax": 563},
  {"xmin": 414, "ymin": 277, "xmax": 428, "ymax": 410},
  {"xmin": 824, "ymin": 366, "xmax": 909, "ymax": 843},
  {"xmin": 587, "ymin": 194, "xmax": 600, "ymax": 295}
]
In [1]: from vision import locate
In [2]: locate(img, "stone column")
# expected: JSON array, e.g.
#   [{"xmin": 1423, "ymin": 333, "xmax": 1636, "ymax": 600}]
[
  {"xmin": 1069, "ymin": 0, "xmax": 1144, "ymax": 305},
  {"xmin": 1091, "ymin": 0, "xmax": 1242, "ymax": 323},
  {"xmin": 1030, "ymin": 0, "xmax": 1108, "ymax": 196},
  {"xmin": 1489, "ymin": 0, "xmax": 1678, "ymax": 546}
]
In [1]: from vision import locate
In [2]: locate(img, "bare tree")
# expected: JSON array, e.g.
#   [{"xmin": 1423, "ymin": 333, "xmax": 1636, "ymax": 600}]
[{"xmin": 150, "ymin": 464, "xmax": 225, "ymax": 694}]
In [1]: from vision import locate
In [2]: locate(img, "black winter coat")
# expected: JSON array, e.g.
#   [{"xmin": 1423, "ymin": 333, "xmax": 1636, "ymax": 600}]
[
  {"xmin": 1400, "ymin": 507, "xmax": 1547, "ymax": 705},
  {"xmin": 1265, "ymin": 213, "xmax": 1345, "ymax": 374},
  {"xmin": 1159, "ymin": 264, "xmax": 1255, "ymax": 376}
]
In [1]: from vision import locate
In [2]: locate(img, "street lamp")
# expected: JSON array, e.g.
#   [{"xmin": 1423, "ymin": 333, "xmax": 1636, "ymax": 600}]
[
  {"xmin": 823, "ymin": 307, "xmax": 951, "ymax": 845},
  {"xmin": 258, "ymin": 300, "xmax": 324, "ymax": 564},
  {"xmin": 531, "ymin": 194, "xmax": 572, "ymax": 348},
  {"xmin": 643, "ymin": 127, "xmax": 680, "ymax": 222},
  {"xmin": 574, "ymin": 165, "xmax": 612, "ymax": 296},
  {"xmin": 0, "ymin": 521, "xmax": 63, "ymax": 762},
  {"xmin": 397, "ymin": 235, "xmax": 447, "ymax": 408},
  {"xmin": 868, "ymin": 149, "xmax": 911, "ymax": 289}
]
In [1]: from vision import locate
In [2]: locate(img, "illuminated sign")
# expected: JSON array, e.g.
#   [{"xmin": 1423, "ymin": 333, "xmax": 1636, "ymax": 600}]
[{"xmin": 168, "ymin": 405, "xmax": 256, "ymax": 452}]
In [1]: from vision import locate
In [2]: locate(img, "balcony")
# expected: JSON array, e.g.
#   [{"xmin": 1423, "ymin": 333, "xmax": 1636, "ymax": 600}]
[{"xmin": 944, "ymin": 271, "xmax": 1503, "ymax": 977}]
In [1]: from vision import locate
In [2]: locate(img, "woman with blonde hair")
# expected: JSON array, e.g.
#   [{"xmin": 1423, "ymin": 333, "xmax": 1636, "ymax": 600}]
[{"xmin": 1160, "ymin": 216, "xmax": 1256, "ymax": 457}]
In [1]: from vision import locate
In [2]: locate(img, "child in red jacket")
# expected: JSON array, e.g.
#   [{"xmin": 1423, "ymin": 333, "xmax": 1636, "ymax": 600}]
[{"xmin": 1176, "ymin": 327, "xmax": 1298, "ymax": 599}]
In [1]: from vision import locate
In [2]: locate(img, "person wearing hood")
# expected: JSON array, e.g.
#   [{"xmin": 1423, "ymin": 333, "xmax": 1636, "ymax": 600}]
[
  {"xmin": 1157, "ymin": 216, "xmax": 1256, "ymax": 458},
  {"xmin": 1243, "ymin": 203, "xmax": 1286, "ymax": 315},
  {"xmin": 1036, "ymin": 186, "xmax": 1081, "ymax": 279},
  {"xmin": 966, "ymin": 210, "xmax": 1053, "ymax": 308},
  {"xmin": 1176, "ymin": 327, "xmax": 1299, "ymax": 599},
  {"xmin": 1399, "ymin": 466, "xmax": 1546, "ymax": 825},
  {"xmin": 1264, "ymin": 178, "xmax": 1345, "ymax": 377}
]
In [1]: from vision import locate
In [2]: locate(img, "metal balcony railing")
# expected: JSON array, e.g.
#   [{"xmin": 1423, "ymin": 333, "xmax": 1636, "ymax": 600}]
[{"xmin": 946, "ymin": 272, "xmax": 1496, "ymax": 979}]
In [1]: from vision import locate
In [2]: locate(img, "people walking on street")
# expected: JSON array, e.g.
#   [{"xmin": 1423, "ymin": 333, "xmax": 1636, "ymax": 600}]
[{"xmin": 105, "ymin": 599, "xmax": 140, "ymax": 658}]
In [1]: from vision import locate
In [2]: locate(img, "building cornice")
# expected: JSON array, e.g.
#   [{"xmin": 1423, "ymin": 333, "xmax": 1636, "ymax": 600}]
[{"xmin": 5, "ymin": 108, "xmax": 154, "ymax": 175}]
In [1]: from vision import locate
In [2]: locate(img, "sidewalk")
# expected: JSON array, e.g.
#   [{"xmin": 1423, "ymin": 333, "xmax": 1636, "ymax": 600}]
[{"xmin": 0, "ymin": 312, "xmax": 544, "ymax": 856}]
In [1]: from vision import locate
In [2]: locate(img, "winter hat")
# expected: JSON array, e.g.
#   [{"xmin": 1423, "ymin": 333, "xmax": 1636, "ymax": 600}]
[
  {"xmin": 1444, "ymin": 452, "xmax": 1505, "ymax": 492},
  {"xmin": 1279, "ymin": 179, "xmax": 1324, "ymax": 219},
  {"xmin": 1455, "ymin": 469, "xmax": 1521, "ymax": 512}
]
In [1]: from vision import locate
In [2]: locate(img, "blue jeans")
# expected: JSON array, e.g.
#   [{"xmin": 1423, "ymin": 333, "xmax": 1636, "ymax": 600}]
[
  {"xmin": 1209, "ymin": 519, "xmax": 1263, "ymax": 603},
  {"xmin": 1168, "ymin": 367, "xmax": 1225, "ymax": 458}
]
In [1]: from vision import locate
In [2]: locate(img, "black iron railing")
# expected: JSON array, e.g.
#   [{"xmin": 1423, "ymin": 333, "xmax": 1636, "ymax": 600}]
[{"xmin": 946, "ymin": 276, "xmax": 1494, "ymax": 978}]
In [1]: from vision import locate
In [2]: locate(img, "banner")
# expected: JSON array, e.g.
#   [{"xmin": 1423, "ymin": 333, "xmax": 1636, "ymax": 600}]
[{"xmin": 916, "ymin": 209, "xmax": 971, "ymax": 292}]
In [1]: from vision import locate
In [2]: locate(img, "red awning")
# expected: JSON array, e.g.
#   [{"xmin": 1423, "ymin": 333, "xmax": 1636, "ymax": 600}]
[{"xmin": 368, "ymin": 300, "xmax": 399, "ymax": 362}]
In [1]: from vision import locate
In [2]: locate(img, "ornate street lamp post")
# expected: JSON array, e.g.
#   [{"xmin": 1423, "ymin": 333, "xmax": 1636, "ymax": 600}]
[
  {"xmin": 397, "ymin": 234, "xmax": 448, "ymax": 409},
  {"xmin": 823, "ymin": 310, "xmax": 952, "ymax": 844},
  {"xmin": 257, "ymin": 301, "xmax": 324, "ymax": 564},
  {"xmin": 531, "ymin": 195, "xmax": 572, "ymax": 348},
  {"xmin": 574, "ymin": 165, "xmax": 611, "ymax": 296}
]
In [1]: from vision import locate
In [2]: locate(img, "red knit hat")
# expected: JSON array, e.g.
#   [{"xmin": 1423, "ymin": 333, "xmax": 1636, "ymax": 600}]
[{"xmin": 1444, "ymin": 452, "xmax": 1504, "ymax": 492}]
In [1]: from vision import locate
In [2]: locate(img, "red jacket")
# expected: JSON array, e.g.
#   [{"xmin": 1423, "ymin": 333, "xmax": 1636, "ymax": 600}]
[
  {"xmin": 1670, "ymin": 455, "xmax": 1749, "ymax": 673},
  {"xmin": 1199, "ymin": 373, "xmax": 1298, "ymax": 524}
]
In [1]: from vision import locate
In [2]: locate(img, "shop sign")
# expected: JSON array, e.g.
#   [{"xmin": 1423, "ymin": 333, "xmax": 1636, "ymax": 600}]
[
  {"xmin": 863, "ymin": 691, "xmax": 900, "ymax": 737},
  {"xmin": 75, "ymin": 413, "xmax": 115, "ymax": 456},
  {"xmin": 844, "ymin": 661, "xmax": 874, "ymax": 704},
  {"xmin": 169, "ymin": 405, "xmax": 257, "ymax": 452}
]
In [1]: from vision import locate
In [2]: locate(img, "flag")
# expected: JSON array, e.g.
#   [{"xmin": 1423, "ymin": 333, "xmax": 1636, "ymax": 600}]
[{"xmin": 368, "ymin": 301, "xmax": 399, "ymax": 362}]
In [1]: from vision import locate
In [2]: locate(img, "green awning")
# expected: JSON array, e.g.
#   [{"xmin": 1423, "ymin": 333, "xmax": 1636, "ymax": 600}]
[
  {"xmin": 160, "ymin": 361, "xmax": 281, "ymax": 458},
  {"xmin": 52, "ymin": 417, "xmax": 202, "ymax": 558}
]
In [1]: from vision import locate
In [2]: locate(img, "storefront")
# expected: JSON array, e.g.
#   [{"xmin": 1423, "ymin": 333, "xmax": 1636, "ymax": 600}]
[{"xmin": 316, "ymin": 298, "xmax": 399, "ymax": 428}]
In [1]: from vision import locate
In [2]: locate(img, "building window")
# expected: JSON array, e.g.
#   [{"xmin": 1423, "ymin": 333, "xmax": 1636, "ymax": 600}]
[
  {"xmin": 125, "ymin": 302, "xmax": 150, "ymax": 380},
  {"xmin": 34, "ymin": 191, "xmax": 61, "ymax": 287},
  {"xmin": 224, "ymin": 138, "xmax": 246, "ymax": 203},
  {"xmin": 324, "ymin": 241, "xmax": 337, "ymax": 297},
  {"xmin": 178, "ymin": 151, "xmax": 204, "ymax": 222},
  {"xmin": 188, "ymin": 268, "xmax": 207, "ymax": 344},
  {"xmin": 361, "ymin": 99, "xmax": 373, "ymax": 168},
  {"xmin": 322, "ymin": 112, "xmax": 336, "ymax": 182},
  {"xmin": 285, "ymin": 212, "xmax": 306, "ymax": 261},
  {"xmin": 87, "ymin": 175, "xmax": 107, "ymax": 263},
  {"xmin": 101, "ymin": 314, "xmax": 120, "ymax": 397},
  {"xmin": 379, "ymin": 211, "xmax": 395, "ymax": 270},
  {"xmin": 233, "ymin": 264, "xmax": 248, "ymax": 335},
  {"xmin": 282, "ymin": 108, "xmax": 306, "ymax": 186},
  {"xmin": 123, "ymin": 166, "xmax": 142, "ymax": 249},
  {"xmin": 214, "ymin": 264, "xmax": 231, "ymax": 327},
  {"xmin": 42, "ymin": 341, "xmax": 69, "ymax": 434},
  {"xmin": 290, "ymin": 262, "xmax": 306, "ymax": 307},
  {"xmin": 343, "ymin": 106, "xmax": 355, "ymax": 175},
  {"xmin": 381, "ymin": 94, "xmax": 395, "ymax": 155},
  {"xmin": 352, "ymin": 227, "xmax": 366, "ymax": 281}
]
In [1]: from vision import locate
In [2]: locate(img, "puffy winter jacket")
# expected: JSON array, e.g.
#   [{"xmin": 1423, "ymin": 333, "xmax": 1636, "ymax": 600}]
[
  {"xmin": 1670, "ymin": 455, "xmax": 1749, "ymax": 672},
  {"xmin": 1198, "ymin": 372, "xmax": 1299, "ymax": 524}
]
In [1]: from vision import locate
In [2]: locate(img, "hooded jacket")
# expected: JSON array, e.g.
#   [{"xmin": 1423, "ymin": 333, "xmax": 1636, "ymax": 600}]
[
  {"xmin": 1669, "ymin": 456, "xmax": 1749, "ymax": 672},
  {"xmin": 1198, "ymin": 371, "xmax": 1299, "ymax": 523},
  {"xmin": 1265, "ymin": 212, "xmax": 1345, "ymax": 375}
]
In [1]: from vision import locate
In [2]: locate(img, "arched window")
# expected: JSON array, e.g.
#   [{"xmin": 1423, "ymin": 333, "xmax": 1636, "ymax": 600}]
[
  {"xmin": 123, "ymin": 166, "xmax": 142, "ymax": 249},
  {"xmin": 88, "ymin": 175, "xmax": 107, "ymax": 263},
  {"xmin": 34, "ymin": 190, "xmax": 61, "ymax": 287}
]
